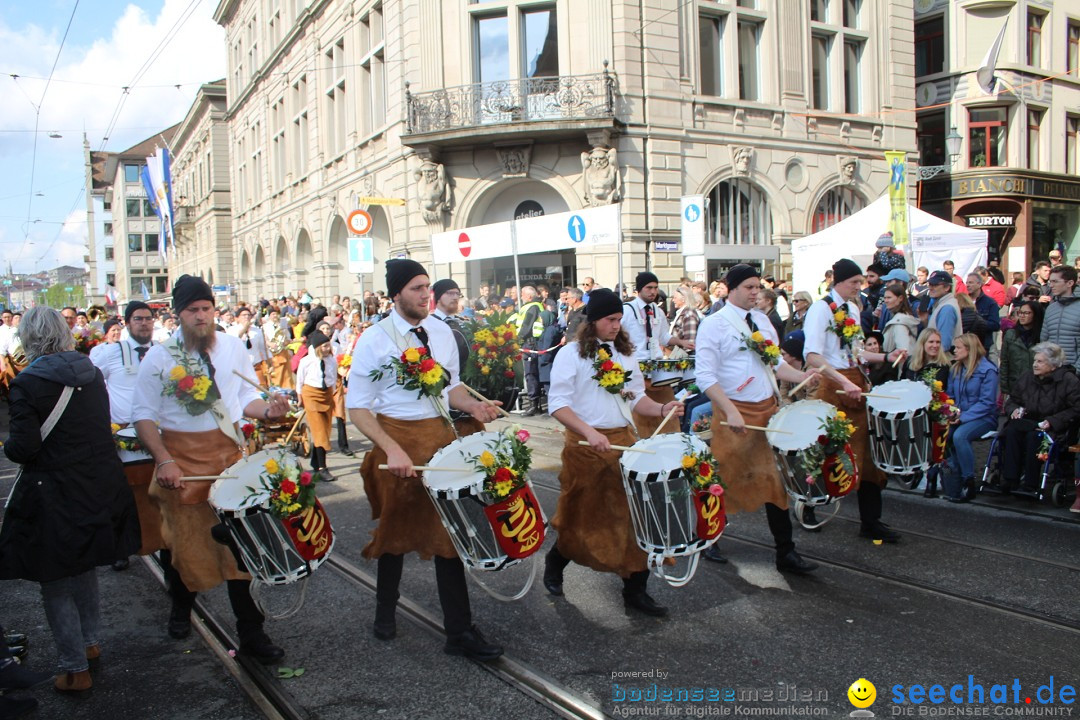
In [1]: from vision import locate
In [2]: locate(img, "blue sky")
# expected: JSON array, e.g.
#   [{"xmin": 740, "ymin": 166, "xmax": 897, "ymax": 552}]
[{"xmin": 0, "ymin": 0, "xmax": 224, "ymax": 274}]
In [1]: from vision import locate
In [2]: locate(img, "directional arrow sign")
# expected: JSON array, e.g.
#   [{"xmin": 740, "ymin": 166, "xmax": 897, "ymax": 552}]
[{"xmin": 567, "ymin": 215, "xmax": 586, "ymax": 243}]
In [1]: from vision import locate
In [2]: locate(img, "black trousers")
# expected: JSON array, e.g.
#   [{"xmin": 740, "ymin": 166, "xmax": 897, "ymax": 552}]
[
  {"xmin": 376, "ymin": 553, "xmax": 472, "ymax": 636},
  {"xmin": 160, "ymin": 550, "xmax": 265, "ymax": 643},
  {"xmin": 765, "ymin": 503, "xmax": 794, "ymax": 557},
  {"xmin": 523, "ymin": 348, "xmax": 542, "ymax": 402},
  {"xmin": 1001, "ymin": 419, "xmax": 1046, "ymax": 489},
  {"xmin": 856, "ymin": 482, "xmax": 883, "ymax": 526}
]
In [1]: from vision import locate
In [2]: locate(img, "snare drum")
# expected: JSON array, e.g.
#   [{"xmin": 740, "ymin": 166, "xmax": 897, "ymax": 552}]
[
  {"xmin": 115, "ymin": 427, "xmax": 152, "ymax": 464},
  {"xmin": 646, "ymin": 360, "xmax": 686, "ymax": 387},
  {"xmin": 768, "ymin": 400, "xmax": 849, "ymax": 528},
  {"xmin": 865, "ymin": 380, "xmax": 932, "ymax": 475},
  {"xmin": 619, "ymin": 433, "xmax": 722, "ymax": 587},
  {"xmin": 210, "ymin": 449, "xmax": 335, "ymax": 585},
  {"xmin": 424, "ymin": 432, "xmax": 547, "ymax": 571}
]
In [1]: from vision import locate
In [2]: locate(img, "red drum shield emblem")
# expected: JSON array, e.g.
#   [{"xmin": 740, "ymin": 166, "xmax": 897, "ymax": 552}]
[
  {"xmin": 931, "ymin": 422, "xmax": 949, "ymax": 464},
  {"xmin": 483, "ymin": 485, "xmax": 545, "ymax": 559},
  {"xmin": 285, "ymin": 499, "xmax": 334, "ymax": 562},
  {"xmin": 692, "ymin": 490, "xmax": 726, "ymax": 540},
  {"xmin": 823, "ymin": 445, "xmax": 858, "ymax": 498}
]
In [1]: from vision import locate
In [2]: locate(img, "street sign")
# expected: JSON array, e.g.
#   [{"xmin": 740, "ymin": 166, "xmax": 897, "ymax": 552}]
[
  {"xmin": 347, "ymin": 209, "xmax": 373, "ymax": 235},
  {"xmin": 348, "ymin": 236, "xmax": 374, "ymax": 274},
  {"xmin": 458, "ymin": 232, "xmax": 472, "ymax": 258},
  {"xmin": 357, "ymin": 196, "xmax": 405, "ymax": 206},
  {"xmin": 567, "ymin": 215, "xmax": 586, "ymax": 243},
  {"xmin": 654, "ymin": 240, "xmax": 679, "ymax": 252}
]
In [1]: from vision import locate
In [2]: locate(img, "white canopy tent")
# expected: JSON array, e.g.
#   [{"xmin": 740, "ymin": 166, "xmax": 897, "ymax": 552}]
[{"xmin": 790, "ymin": 196, "xmax": 988, "ymax": 296}]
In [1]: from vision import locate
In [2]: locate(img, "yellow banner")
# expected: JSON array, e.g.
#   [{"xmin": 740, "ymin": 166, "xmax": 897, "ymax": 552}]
[{"xmin": 885, "ymin": 151, "xmax": 909, "ymax": 248}]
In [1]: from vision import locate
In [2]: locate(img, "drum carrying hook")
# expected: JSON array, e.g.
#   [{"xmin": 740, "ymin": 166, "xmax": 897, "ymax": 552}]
[
  {"xmin": 466, "ymin": 555, "xmax": 538, "ymax": 602},
  {"xmin": 249, "ymin": 575, "xmax": 311, "ymax": 620},
  {"xmin": 647, "ymin": 549, "xmax": 706, "ymax": 588}
]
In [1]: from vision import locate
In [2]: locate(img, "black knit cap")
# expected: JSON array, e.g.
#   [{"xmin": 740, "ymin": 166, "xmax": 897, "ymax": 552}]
[
  {"xmin": 124, "ymin": 300, "xmax": 152, "ymax": 324},
  {"xmin": 172, "ymin": 274, "xmax": 214, "ymax": 313},
  {"xmin": 386, "ymin": 258, "xmax": 428, "ymax": 299},
  {"xmin": 586, "ymin": 288, "xmax": 624, "ymax": 322},
  {"xmin": 724, "ymin": 263, "xmax": 760, "ymax": 291},
  {"xmin": 635, "ymin": 271, "xmax": 659, "ymax": 291},
  {"xmin": 307, "ymin": 331, "xmax": 330, "ymax": 349},
  {"xmin": 832, "ymin": 259, "xmax": 863, "ymax": 284},
  {"xmin": 431, "ymin": 279, "xmax": 460, "ymax": 303}
]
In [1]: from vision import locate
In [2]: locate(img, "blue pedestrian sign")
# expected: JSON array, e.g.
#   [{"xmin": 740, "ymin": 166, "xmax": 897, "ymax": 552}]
[
  {"xmin": 567, "ymin": 215, "xmax": 586, "ymax": 243},
  {"xmin": 684, "ymin": 204, "xmax": 701, "ymax": 223}
]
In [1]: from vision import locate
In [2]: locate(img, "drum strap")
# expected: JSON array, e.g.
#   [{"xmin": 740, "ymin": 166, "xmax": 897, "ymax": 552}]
[
  {"xmin": 162, "ymin": 337, "xmax": 244, "ymax": 447},
  {"xmin": 376, "ymin": 317, "xmax": 456, "ymax": 433},
  {"xmin": 717, "ymin": 305, "xmax": 780, "ymax": 399}
]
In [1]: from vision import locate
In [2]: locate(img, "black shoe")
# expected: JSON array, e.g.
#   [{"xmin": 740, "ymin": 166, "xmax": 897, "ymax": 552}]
[
  {"xmin": 7, "ymin": 646, "xmax": 26, "ymax": 662},
  {"xmin": 963, "ymin": 477, "xmax": 977, "ymax": 501},
  {"xmin": 0, "ymin": 658, "xmax": 52, "ymax": 691},
  {"xmin": 112, "ymin": 557, "xmax": 130, "ymax": 572},
  {"xmin": 0, "ymin": 694, "xmax": 38, "ymax": 720},
  {"xmin": 444, "ymin": 626, "xmax": 503, "ymax": 662},
  {"xmin": 338, "ymin": 446, "xmax": 355, "ymax": 457},
  {"xmin": 776, "ymin": 550, "xmax": 818, "ymax": 575},
  {"xmin": 543, "ymin": 552, "xmax": 565, "ymax": 596},
  {"xmin": 702, "ymin": 545, "xmax": 728, "ymax": 564},
  {"xmin": 858, "ymin": 522, "xmax": 901, "ymax": 543},
  {"xmin": 944, "ymin": 495, "xmax": 970, "ymax": 504},
  {"xmin": 3, "ymin": 634, "xmax": 26, "ymax": 649},
  {"xmin": 372, "ymin": 620, "xmax": 396, "ymax": 641},
  {"xmin": 167, "ymin": 605, "xmax": 192, "ymax": 640},
  {"xmin": 238, "ymin": 634, "xmax": 285, "ymax": 666},
  {"xmin": 623, "ymin": 590, "xmax": 668, "ymax": 617},
  {"xmin": 523, "ymin": 405, "xmax": 543, "ymax": 417},
  {"xmin": 923, "ymin": 485, "xmax": 939, "ymax": 498},
  {"xmin": 319, "ymin": 467, "xmax": 336, "ymax": 483}
]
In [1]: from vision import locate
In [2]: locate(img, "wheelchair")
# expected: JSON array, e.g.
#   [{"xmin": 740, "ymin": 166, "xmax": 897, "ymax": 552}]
[{"xmin": 978, "ymin": 423, "xmax": 1077, "ymax": 508}]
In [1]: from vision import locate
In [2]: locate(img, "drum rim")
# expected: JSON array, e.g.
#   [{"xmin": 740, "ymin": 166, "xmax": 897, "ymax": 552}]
[
  {"xmin": 619, "ymin": 432, "xmax": 707, "ymax": 473},
  {"xmin": 767, "ymin": 399, "xmax": 835, "ymax": 453},
  {"xmin": 211, "ymin": 448, "xmax": 295, "ymax": 511},
  {"xmin": 424, "ymin": 431, "xmax": 505, "ymax": 496}
]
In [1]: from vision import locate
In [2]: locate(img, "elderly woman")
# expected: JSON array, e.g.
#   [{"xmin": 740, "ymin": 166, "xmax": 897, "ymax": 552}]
[
  {"xmin": 942, "ymin": 333, "xmax": 999, "ymax": 503},
  {"xmin": 670, "ymin": 286, "xmax": 702, "ymax": 347},
  {"xmin": 1000, "ymin": 342, "xmax": 1080, "ymax": 494},
  {"xmin": 782, "ymin": 291, "xmax": 812, "ymax": 337},
  {"xmin": 0, "ymin": 307, "xmax": 139, "ymax": 696}
]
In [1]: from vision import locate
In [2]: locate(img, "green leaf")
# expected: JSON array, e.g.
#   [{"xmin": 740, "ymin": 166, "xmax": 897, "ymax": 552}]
[
  {"xmin": 278, "ymin": 668, "xmax": 294, "ymax": 678},
  {"xmin": 292, "ymin": 668, "xmax": 305, "ymax": 677}
]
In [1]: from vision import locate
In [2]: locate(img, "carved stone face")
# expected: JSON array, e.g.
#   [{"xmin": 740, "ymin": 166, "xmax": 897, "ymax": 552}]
[
  {"xmin": 842, "ymin": 161, "xmax": 856, "ymax": 181},
  {"xmin": 589, "ymin": 149, "xmax": 609, "ymax": 169},
  {"xmin": 422, "ymin": 166, "xmax": 438, "ymax": 182},
  {"xmin": 735, "ymin": 149, "xmax": 751, "ymax": 172}
]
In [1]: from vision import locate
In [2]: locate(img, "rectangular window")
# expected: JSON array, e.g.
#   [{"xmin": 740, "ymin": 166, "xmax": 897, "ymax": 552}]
[
  {"xmin": 969, "ymin": 107, "xmax": 1007, "ymax": 168},
  {"xmin": 247, "ymin": 17, "xmax": 259, "ymax": 75},
  {"xmin": 126, "ymin": 198, "xmax": 141, "ymax": 217},
  {"xmin": 142, "ymin": 199, "xmax": 155, "ymax": 217},
  {"xmin": 736, "ymin": 0, "xmax": 756, "ymax": 7},
  {"xmin": 476, "ymin": 15, "xmax": 510, "ymax": 84},
  {"xmin": 250, "ymin": 123, "xmax": 262, "ymax": 203},
  {"xmin": 1069, "ymin": 22, "xmax": 1080, "ymax": 77},
  {"xmin": 292, "ymin": 75, "xmax": 308, "ymax": 176},
  {"xmin": 810, "ymin": 0, "xmax": 828, "ymax": 24},
  {"xmin": 738, "ymin": 20, "xmax": 761, "ymax": 101},
  {"xmin": 811, "ymin": 34, "xmax": 830, "ymax": 110},
  {"xmin": 106, "ymin": 273, "xmax": 115, "ymax": 286},
  {"xmin": 233, "ymin": 40, "xmax": 244, "ymax": 91},
  {"xmin": 917, "ymin": 111, "xmax": 946, "ymax": 166},
  {"xmin": 124, "ymin": 164, "xmax": 140, "ymax": 183},
  {"xmin": 272, "ymin": 98, "xmax": 286, "ymax": 190},
  {"xmin": 103, "ymin": 222, "xmax": 113, "ymax": 236},
  {"xmin": 915, "ymin": 17, "xmax": 944, "ymax": 76},
  {"xmin": 844, "ymin": 40, "xmax": 861, "ymax": 113},
  {"xmin": 699, "ymin": 14, "xmax": 724, "ymax": 96},
  {"xmin": 1027, "ymin": 109, "xmax": 1042, "ymax": 170},
  {"xmin": 842, "ymin": 0, "xmax": 860, "ymax": 28},
  {"xmin": 359, "ymin": 5, "xmax": 387, "ymax": 136},
  {"xmin": 324, "ymin": 39, "xmax": 347, "ymax": 157},
  {"xmin": 205, "ymin": 151, "xmax": 212, "ymax": 196},
  {"xmin": 155, "ymin": 276, "xmax": 168, "ymax": 294},
  {"xmin": 104, "ymin": 246, "xmax": 114, "ymax": 261},
  {"xmin": 1068, "ymin": 116, "xmax": 1079, "ymax": 175},
  {"xmin": 1027, "ymin": 11, "xmax": 1044, "ymax": 67},
  {"xmin": 521, "ymin": 7, "xmax": 558, "ymax": 78},
  {"xmin": 144, "ymin": 233, "xmax": 160, "ymax": 253},
  {"xmin": 128, "ymin": 234, "xmax": 142, "ymax": 253}
]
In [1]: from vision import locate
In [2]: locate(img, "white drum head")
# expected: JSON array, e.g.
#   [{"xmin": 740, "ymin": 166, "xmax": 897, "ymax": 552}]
[
  {"xmin": 767, "ymin": 400, "xmax": 834, "ymax": 453},
  {"xmin": 866, "ymin": 380, "xmax": 932, "ymax": 415},
  {"xmin": 116, "ymin": 427, "xmax": 138, "ymax": 440},
  {"xmin": 210, "ymin": 449, "xmax": 294, "ymax": 511},
  {"xmin": 620, "ymin": 433, "xmax": 707, "ymax": 475},
  {"xmin": 423, "ymin": 432, "xmax": 497, "ymax": 496}
]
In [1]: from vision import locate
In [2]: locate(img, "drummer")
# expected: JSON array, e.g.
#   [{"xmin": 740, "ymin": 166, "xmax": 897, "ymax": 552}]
[
  {"xmin": 132, "ymin": 275, "xmax": 292, "ymax": 664},
  {"xmin": 91, "ymin": 300, "xmax": 163, "ymax": 570},
  {"xmin": 623, "ymin": 272, "xmax": 693, "ymax": 437},
  {"xmin": 262, "ymin": 308, "xmax": 295, "ymax": 389},
  {"xmin": 694, "ymin": 265, "xmax": 820, "ymax": 574},
  {"xmin": 347, "ymin": 259, "xmax": 504, "ymax": 661},
  {"xmin": 803, "ymin": 259, "xmax": 903, "ymax": 543},
  {"xmin": 228, "ymin": 306, "xmax": 270, "ymax": 387},
  {"xmin": 296, "ymin": 331, "xmax": 337, "ymax": 482},
  {"xmin": 544, "ymin": 288, "xmax": 684, "ymax": 616}
]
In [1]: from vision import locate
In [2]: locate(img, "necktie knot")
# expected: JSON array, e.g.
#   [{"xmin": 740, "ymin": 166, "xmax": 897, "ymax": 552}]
[
  {"xmin": 599, "ymin": 342, "xmax": 614, "ymax": 357},
  {"xmin": 135, "ymin": 346, "xmax": 148, "ymax": 360},
  {"xmin": 745, "ymin": 312, "xmax": 759, "ymax": 333},
  {"xmin": 411, "ymin": 326, "xmax": 431, "ymax": 351}
]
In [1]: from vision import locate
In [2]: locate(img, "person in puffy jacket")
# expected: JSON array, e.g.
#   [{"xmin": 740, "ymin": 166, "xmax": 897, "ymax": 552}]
[
  {"xmin": 1040, "ymin": 266, "xmax": 1080, "ymax": 368},
  {"xmin": 943, "ymin": 333, "xmax": 999, "ymax": 503},
  {"xmin": 1000, "ymin": 342, "xmax": 1080, "ymax": 493}
]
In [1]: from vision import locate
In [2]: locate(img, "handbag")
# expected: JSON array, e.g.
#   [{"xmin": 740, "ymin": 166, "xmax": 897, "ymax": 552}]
[{"xmin": 4, "ymin": 385, "xmax": 74, "ymax": 509}]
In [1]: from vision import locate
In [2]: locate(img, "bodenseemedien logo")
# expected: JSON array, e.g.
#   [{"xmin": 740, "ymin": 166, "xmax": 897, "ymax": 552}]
[{"xmin": 848, "ymin": 678, "xmax": 877, "ymax": 718}]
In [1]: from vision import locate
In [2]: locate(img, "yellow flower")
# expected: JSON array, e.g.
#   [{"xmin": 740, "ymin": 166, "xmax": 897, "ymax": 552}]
[
  {"xmin": 847, "ymin": 424, "xmax": 856, "ymax": 435},
  {"xmin": 682, "ymin": 455, "xmax": 695, "ymax": 469},
  {"xmin": 494, "ymin": 480, "xmax": 513, "ymax": 497},
  {"xmin": 194, "ymin": 377, "xmax": 212, "ymax": 393},
  {"xmin": 505, "ymin": 357, "xmax": 513, "ymax": 367},
  {"xmin": 750, "ymin": 331, "xmax": 764, "ymax": 343},
  {"xmin": 836, "ymin": 411, "xmax": 847, "ymax": 420},
  {"xmin": 480, "ymin": 365, "xmax": 490, "ymax": 375},
  {"xmin": 765, "ymin": 345, "xmax": 780, "ymax": 358},
  {"xmin": 597, "ymin": 347, "xmax": 610, "ymax": 361},
  {"xmin": 933, "ymin": 380, "xmax": 943, "ymax": 391},
  {"xmin": 111, "ymin": 423, "xmax": 121, "ymax": 433},
  {"xmin": 193, "ymin": 389, "xmax": 208, "ymax": 401},
  {"xmin": 169, "ymin": 366, "xmax": 187, "ymax": 381},
  {"xmin": 420, "ymin": 368, "xmax": 444, "ymax": 386},
  {"xmin": 833, "ymin": 311, "xmax": 845, "ymax": 323},
  {"xmin": 403, "ymin": 348, "xmax": 421, "ymax": 363},
  {"xmin": 286, "ymin": 503, "xmax": 301, "ymax": 513},
  {"xmin": 477, "ymin": 348, "xmax": 487, "ymax": 357},
  {"xmin": 479, "ymin": 451, "xmax": 496, "ymax": 468},
  {"xmin": 264, "ymin": 459, "xmax": 280, "ymax": 474}
]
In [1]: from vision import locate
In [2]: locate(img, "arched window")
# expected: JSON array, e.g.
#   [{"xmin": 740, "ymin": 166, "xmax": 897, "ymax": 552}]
[
  {"xmin": 707, "ymin": 179, "xmax": 773, "ymax": 245},
  {"xmin": 811, "ymin": 186, "xmax": 865, "ymax": 233}
]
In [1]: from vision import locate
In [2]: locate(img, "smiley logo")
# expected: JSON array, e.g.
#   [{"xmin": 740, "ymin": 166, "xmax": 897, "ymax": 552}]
[{"xmin": 848, "ymin": 678, "xmax": 876, "ymax": 709}]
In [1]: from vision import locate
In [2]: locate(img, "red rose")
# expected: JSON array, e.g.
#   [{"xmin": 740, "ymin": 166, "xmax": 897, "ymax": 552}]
[
  {"xmin": 280, "ymin": 479, "xmax": 298, "ymax": 495},
  {"xmin": 698, "ymin": 462, "xmax": 712, "ymax": 477},
  {"xmin": 493, "ymin": 467, "xmax": 513, "ymax": 483},
  {"xmin": 241, "ymin": 423, "xmax": 254, "ymax": 438},
  {"xmin": 299, "ymin": 471, "xmax": 313, "ymax": 486},
  {"xmin": 844, "ymin": 317, "xmax": 856, "ymax": 326},
  {"xmin": 817, "ymin": 435, "xmax": 828, "ymax": 445},
  {"xmin": 177, "ymin": 376, "xmax": 196, "ymax": 392},
  {"xmin": 504, "ymin": 331, "xmax": 514, "ymax": 341},
  {"xmin": 504, "ymin": 370, "xmax": 514, "ymax": 378},
  {"xmin": 763, "ymin": 340, "xmax": 773, "ymax": 346},
  {"xmin": 419, "ymin": 358, "xmax": 436, "ymax": 372},
  {"xmin": 601, "ymin": 360, "xmax": 615, "ymax": 371},
  {"xmin": 417, "ymin": 347, "xmax": 428, "ymax": 356},
  {"xmin": 471, "ymin": 343, "xmax": 480, "ymax": 351}
]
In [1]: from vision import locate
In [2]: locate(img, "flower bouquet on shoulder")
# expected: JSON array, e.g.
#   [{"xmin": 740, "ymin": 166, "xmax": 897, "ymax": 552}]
[
  {"xmin": 159, "ymin": 361, "xmax": 218, "ymax": 416},
  {"xmin": 369, "ymin": 345, "xmax": 451, "ymax": 400},
  {"xmin": 741, "ymin": 330, "xmax": 781, "ymax": 367},
  {"xmin": 594, "ymin": 345, "xmax": 634, "ymax": 397},
  {"xmin": 466, "ymin": 426, "xmax": 545, "ymax": 560},
  {"xmin": 680, "ymin": 439, "xmax": 726, "ymax": 540},
  {"xmin": 802, "ymin": 410, "xmax": 858, "ymax": 498}
]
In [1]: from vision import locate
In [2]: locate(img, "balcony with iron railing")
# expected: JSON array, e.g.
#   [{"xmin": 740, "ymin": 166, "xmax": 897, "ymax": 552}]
[{"xmin": 403, "ymin": 63, "xmax": 620, "ymax": 147}]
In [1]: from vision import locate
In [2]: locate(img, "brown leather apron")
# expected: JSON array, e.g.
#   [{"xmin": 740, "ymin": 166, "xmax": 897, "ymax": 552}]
[
  {"xmin": 300, "ymin": 385, "xmax": 334, "ymax": 451},
  {"xmin": 633, "ymin": 380, "xmax": 677, "ymax": 438},
  {"xmin": 710, "ymin": 396, "xmax": 789, "ymax": 512},
  {"xmin": 813, "ymin": 367, "xmax": 886, "ymax": 488}
]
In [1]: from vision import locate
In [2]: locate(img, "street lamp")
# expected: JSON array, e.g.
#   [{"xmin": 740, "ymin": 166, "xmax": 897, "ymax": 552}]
[{"xmin": 917, "ymin": 127, "xmax": 963, "ymax": 181}]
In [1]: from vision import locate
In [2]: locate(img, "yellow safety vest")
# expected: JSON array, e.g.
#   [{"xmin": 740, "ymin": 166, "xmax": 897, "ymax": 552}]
[{"xmin": 515, "ymin": 301, "xmax": 545, "ymax": 339}]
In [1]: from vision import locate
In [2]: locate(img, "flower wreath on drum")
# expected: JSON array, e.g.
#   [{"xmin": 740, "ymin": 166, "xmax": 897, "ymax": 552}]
[
  {"xmin": 369, "ymin": 346, "xmax": 451, "ymax": 400},
  {"xmin": 802, "ymin": 411, "xmax": 858, "ymax": 498},
  {"xmin": 467, "ymin": 427, "xmax": 545, "ymax": 560},
  {"xmin": 111, "ymin": 423, "xmax": 146, "ymax": 452},
  {"xmin": 922, "ymin": 373, "xmax": 960, "ymax": 463},
  {"xmin": 679, "ymin": 441, "xmax": 727, "ymax": 540},
  {"xmin": 160, "ymin": 362, "xmax": 218, "ymax": 415},
  {"xmin": 243, "ymin": 457, "xmax": 332, "ymax": 563},
  {"xmin": 741, "ymin": 331, "xmax": 781, "ymax": 367}
]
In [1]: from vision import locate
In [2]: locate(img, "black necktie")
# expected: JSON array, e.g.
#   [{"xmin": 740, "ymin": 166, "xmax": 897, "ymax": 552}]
[
  {"xmin": 320, "ymin": 357, "xmax": 328, "ymax": 389},
  {"xmin": 745, "ymin": 312, "xmax": 759, "ymax": 333},
  {"xmin": 135, "ymin": 346, "xmax": 148, "ymax": 360},
  {"xmin": 199, "ymin": 351, "xmax": 221, "ymax": 401},
  {"xmin": 600, "ymin": 342, "xmax": 614, "ymax": 357},
  {"xmin": 644, "ymin": 305, "xmax": 654, "ymax": 339},
  {"xmin": 411, "ymin": 326, "xmax": 431, "ymax": 353}
]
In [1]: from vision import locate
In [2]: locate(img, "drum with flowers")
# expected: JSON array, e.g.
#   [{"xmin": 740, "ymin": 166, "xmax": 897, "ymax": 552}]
[{"xmin": 865, "ymin": 379, "xmax": 933, "ymax": 475}]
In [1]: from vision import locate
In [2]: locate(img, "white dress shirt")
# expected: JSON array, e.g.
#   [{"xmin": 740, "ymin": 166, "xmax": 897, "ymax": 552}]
[
  {"xmin": 346, "ymin": 310, "xmax": 460, "ymax": 420},
  {"xmin": 622, "ymin": 296, "xmax": 671, "ymax": 362},
  {"xmin": 228, "ymin": 324, "xmax": 269, "ymax": 365},
  {"xmin": 131, "ymin": 332, "xmax": 262, "ymax": 432},
  {"xmin": 695, "ymin": 304, "xmax": 788, "ymax": 403},
  {"xmin": 0, "ymin": 324, "xmax": 14, "ymax": 357},
  {"xmin": 297, "ymin": 352, "xmax": 337, "ymax": 389},
  {"xmin": 548, "ymin": 341, "xmax": 646, "ymax": 429},
  {"xmin": 93, "ymin": 339, "xmax": 153, "ymax": 424},
  {"xmin": 803, "ymin": 289, "xmax": 858, "ymax": 368}
]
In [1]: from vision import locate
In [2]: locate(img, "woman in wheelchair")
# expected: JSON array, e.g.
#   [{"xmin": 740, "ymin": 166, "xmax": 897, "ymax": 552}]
[
  {"xmin": 1000, "ymin": 342, "xmax": 1080, "ymax": 493},
  {"xmin": 943, "ymin": 334, "xmax": 999, "ymax": 503}
]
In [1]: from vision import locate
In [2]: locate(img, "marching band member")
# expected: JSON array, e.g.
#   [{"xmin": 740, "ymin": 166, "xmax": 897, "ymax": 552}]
[
  {"xmin": 543, "ymin": 288, "xmax": 684, "ymax": 616},
  {"xmin": 347, "ymin": 259, "xmax": 503, "ymax": 661},
  {"xmin": 622, "ymin": 272, "xmax": 693, "ymax": 437},
  {"xmin": 296, "ymin": 331, "xmax": 337, "ymax": 481},
  {"xmin": 228, "ymin": 306, "xmax": 270, "ymax": 387},
  {"xmin": 695, "ymin": 265, "xmax": 819, "ymax": 573},
  {"xmin": 132, "ymin": 275, "xmax": 291, "ymax": 664},
  {"xmin": 432, "ymin": 278, "xmax": 484, "ymax": 437},
  {"xmin": 91, "ymin": 301, "xmax": 163, "ymax": 570},
  {"xmin": 803, "ymin": 259, "xmax": 902, "ymax": 543},
  {"xmin": 262, "ymin": 308, "xmax": 295, "ymax": 389}
]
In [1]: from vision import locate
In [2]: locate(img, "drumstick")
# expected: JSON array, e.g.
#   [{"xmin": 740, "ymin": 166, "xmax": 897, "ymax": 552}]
[
  {"xmin": 891, "ymin": 352, "xmax": 906, "ymax": 369},
  {"xmin": 576, "ymin": 441, "xmax": 655, "ymax": 454},
  {"xmin": 377, "ymin": 464, "xmax": 474, "ymax": 472},
  {"xmin": 282, "ymin": 409, "xmax": 308, "ymax": 446},
  {"xmin": 716, "ymin": 421, "xmax": 793, "ymax": 434},
  {"xmin": 835, "ymin": 390, "xmax": 899, "ymax": 400},
  {"xmin": 462, "ymin": 383, "xmax": 512, "ymax": 418},
  {"xmin": 181, "ymin": 475, "xmax": 238, "ymax": 482},
  {"xmin": 232, "ymin": 369, "xmax": 270, "ymax": 395},
  {"xmin": 651, "ymin": 404, "xmax": 680, "ymax": 438},
  {"xmin": 787, "ymin": 375, "xmax": 814, "ymax": 397}
]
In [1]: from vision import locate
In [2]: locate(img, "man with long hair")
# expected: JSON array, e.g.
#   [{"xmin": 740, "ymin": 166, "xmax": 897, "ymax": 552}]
[
  {"xmin": 132, "ymin": 275, "xmax": 292, "ymax": 664},
  {"xmin": 543, "ymin": 288, "xmax": 684, "ymax": 616}
]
